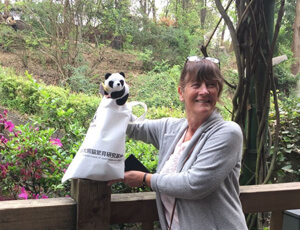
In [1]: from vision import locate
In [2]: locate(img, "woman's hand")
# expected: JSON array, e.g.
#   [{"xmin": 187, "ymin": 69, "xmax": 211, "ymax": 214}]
[{"xmin": 108, "ymin": 171, "xmax": 152, "ymax": 188}]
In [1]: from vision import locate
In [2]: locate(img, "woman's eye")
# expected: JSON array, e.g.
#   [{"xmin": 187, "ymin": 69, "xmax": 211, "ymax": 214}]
[
  {"xmin": 191, "ymin": 83, "xmax": 200, "ymax": 88},
  {"xmin": 207, "ymin": 82, "xmax": 217, "ymax": 88}
]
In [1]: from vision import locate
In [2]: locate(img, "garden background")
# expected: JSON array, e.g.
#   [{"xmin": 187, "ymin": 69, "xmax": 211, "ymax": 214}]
[{"xmin": 0, "ymin": 0, "xmax": 299, "ymax": 229}]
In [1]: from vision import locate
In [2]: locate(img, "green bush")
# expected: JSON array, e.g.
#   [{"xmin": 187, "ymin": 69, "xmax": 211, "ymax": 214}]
[
  {"xmin": 269, "ymin": 95, "xmax": 300, "ymax": 182},
  {"xmin": 133, "ymin": 65, "xmax": 183, "ymax": 109},
  {"xmin": 131, "ymin": 22, "xmax": 192, "ymax": 68},
  {"xmin": 0, "ymin": 25, "xmax": 23, "ymax": 52},
  {"xmin": 0, "ymin": 70, "xmax": 39, "ymax": 114},
  {"xmin": 0, "ymin": 68, "xmax": 101, "ymax": 130},
  {"xmin": 126, "ymin": 139, "xmax": 158, "ymax": 173},
  {"xmin": 66, "ymin": 64, "xmax": 99, "ymax": 94},
  {"xmin": 274, "ymin": 64, "xmax": 300, "ymax": 96}
]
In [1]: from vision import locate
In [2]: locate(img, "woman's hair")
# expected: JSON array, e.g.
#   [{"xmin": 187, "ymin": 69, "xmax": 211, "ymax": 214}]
[{"xmin": 179, "ymin": 59, "xmax": 224, "ymax": 97}]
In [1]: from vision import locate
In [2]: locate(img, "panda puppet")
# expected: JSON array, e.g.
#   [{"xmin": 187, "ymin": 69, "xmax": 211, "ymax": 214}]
[
  {"xmin": 61, "ymin": 72, "xmax": 131, "ymax": 182},
  {"xmin": 100, "ymin": 72, "xmax": 129, "ymax": 105}
]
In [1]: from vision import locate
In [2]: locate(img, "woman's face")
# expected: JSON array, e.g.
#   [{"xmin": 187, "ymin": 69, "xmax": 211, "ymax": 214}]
[{"xmin": 178, "ymin": 76, "xmax": 219, "ymax": 120}]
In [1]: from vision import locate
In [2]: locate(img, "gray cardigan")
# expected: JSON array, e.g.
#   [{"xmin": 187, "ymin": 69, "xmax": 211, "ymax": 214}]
[{"xmin": 126, "ymin": 111, "xmax": 248, "ymax": 230}]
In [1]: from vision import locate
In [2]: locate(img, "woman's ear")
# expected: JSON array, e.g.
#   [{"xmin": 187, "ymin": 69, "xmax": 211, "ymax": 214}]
[{"xmin": 178, "ymin": 86, "xmax": 184, "ymax": 102}]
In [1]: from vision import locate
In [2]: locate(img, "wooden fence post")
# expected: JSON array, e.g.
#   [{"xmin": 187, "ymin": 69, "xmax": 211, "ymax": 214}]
[
  {"xmin": 270, "ymin": 211, "xmax": 284, "ymax": 230},
  {"xmin": 71, "ymin": 179, "xmax": 111, "ymax": 230}
]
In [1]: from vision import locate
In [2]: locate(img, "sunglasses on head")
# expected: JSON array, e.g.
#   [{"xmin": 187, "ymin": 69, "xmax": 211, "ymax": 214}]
[{"xmin": 187, "ymin": 56, "xmax": 220, "ymax": 69}]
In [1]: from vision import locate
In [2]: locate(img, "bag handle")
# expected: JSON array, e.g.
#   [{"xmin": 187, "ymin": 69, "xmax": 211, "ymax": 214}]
[{"xmin": 127, "ymin": 101, "xmax": 147, "ymax": 124}]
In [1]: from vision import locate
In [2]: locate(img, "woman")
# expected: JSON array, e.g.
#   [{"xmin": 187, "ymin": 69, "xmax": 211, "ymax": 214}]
[{"xmin": 109, "ymin": 57, "xmax": 248, "ymax": 230}]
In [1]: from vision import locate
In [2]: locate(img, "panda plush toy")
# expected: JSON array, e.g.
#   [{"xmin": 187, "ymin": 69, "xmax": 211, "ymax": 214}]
[{"xmin": 101, "ymin": 72, "xmax": 129, "ymax": 106}]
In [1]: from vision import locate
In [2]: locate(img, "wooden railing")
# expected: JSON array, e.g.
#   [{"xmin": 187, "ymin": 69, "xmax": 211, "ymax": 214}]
[{"xmin": 1, "ymin": 181, "xmax": 300, "ymax": 230}]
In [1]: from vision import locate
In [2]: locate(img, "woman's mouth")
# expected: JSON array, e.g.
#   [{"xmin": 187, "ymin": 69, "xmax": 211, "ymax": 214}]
[{"xmin": 195, "ymin": 99, "xmax": 210, "ymax": 103}]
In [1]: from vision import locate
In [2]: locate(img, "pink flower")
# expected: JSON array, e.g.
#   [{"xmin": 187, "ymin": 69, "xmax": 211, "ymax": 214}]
[
  {"xmin": 17, "ymin": 153, "xmax": 25, "ymax": 159},
  {"xmin": 18, "ymin": 187, "xmax": 29, "ymax": 200},
  {"xmin": 34, "ymin": 173, "xmax": 41, "ymax": 179},
  {"xmin": 0, "ymin": 164, "xmax": 7, "ymax": 170},
  {"xmin": 33, "ymin": 194, "xmax": 48, "ymax": 199},
  {"xmin": 0, "ymin": 166, "xmax": 7, "ymax": 178},
  {"xmin": 14, "ymin": 131, "xmax": 21, "ymax": 137},
  {"xmin": 4, "ymin": 121, "xmax": 14, "ymax": 132},
  {"xmin": 0, "ymin": 136, "xmax": 8, "ymax": 144},
  {"xmin": 20, "ymin": 169, "xmax": 26, "ymax": 175},
  {"xmin": 35, "ymin": 160, "xmax": 41, "ymax": 166},
  {"xmin": 50, "ymin": 138, "xmax": 63, "ymax": 147},
  {"xmin": 4, "ymin": 110, "xmax": 7, "ymax": 116}
]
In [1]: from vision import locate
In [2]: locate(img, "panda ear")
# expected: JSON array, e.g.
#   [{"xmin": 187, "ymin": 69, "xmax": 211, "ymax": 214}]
[
  {"xmin": 105, "ymin": 73, "xmax": 112, "ymax": 80},
  {"xmin": 119, "ymin": 72, "xmax": 125, "ymax": 78}
]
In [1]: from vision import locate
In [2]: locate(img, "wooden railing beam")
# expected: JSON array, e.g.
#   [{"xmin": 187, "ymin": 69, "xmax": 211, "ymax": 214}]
[
  {"xmin": 110, "ymin": 192, "xmax": 158, "ymax": 224},
  {"xmin": 0, "ymin": 197, "xmax": 76, "ymax": 230},
  {"xmin": 142, "ymin": 221, "xmax": 155, "ymax": 230},
  {"xmin": 0, "ymin": 182, "xmax": 299, "ymax": 230},
  {"xmin": 240, "ymin": 182, "xmax": 300, "ymax": 213}
]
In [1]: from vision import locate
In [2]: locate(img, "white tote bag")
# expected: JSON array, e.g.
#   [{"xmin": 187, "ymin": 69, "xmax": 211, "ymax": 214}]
[{"xmin": 62, "ymin": 98, "xmax": 147, "ymax": 183}]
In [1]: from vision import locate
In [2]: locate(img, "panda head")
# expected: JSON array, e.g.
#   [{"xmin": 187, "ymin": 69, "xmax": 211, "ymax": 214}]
[{"xmin": 104, "ymin": 72, "xmax": 125, "ymax": 93}]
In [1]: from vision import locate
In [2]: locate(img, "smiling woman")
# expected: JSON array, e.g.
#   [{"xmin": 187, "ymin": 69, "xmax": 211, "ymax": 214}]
[
  {"xmin": 178, "ymin": 59, "xmax": 223, "ymax": 134},
  {"xmin": 109, "ymin": 56, "xmax": 248, "ymax": 230}
]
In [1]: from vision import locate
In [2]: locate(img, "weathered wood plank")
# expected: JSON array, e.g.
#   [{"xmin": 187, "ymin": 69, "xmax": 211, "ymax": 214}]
[
  {"xmin": 0, "ymin": 182, "xmax": 300, "ymax": 230},
  {"xmin": 71, "ymin": 179, "xmax": 111, "ymax": 230},
  {"xmin": 110, "ymin": 192, "xmax": 158, "ymax": 224},
  {"xmin": 142, "ymin": 221, "xmax": 154, "ymax": 230},
  {"xmin": 240, "ymin": 182, "xmax": 300, "ymax": 213},
  {"xmin": 270, "ymin": 211, "xmax": 284, "ymax": 230},
  {"xmin": 111, "ymin": 191, "xmax": 156, "ymax": 202},
  {"xmin": 0, "ymin": 197, "xmax": 76, "ymax": 230}
]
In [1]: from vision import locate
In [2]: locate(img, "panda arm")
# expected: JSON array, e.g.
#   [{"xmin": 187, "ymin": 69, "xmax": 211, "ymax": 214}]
[
  {"xmin": 116, "ymin": 94, "xmax": 129, "ymax": 105},
  {"xmin": 111, "ymin": 87, "xmax": 125, "ymax": 99}
]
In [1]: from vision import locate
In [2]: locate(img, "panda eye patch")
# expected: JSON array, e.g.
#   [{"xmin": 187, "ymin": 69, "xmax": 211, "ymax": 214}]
[
  {"xmin": 120, "ymin": 80, "xmax": 124, "ymax": 86},
  {"xmin": 109, "ymin": 81, "xmax": 114, "ymax": 88}
]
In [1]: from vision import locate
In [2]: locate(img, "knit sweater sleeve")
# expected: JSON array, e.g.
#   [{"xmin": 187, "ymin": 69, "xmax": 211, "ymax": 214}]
[
  {"xmin": 126, "ymin": 118, "xmax": 172, "ymax": 149},
  {"xmin": 151, "ymin": 121, "xmax": 243, "ymax": 200}
]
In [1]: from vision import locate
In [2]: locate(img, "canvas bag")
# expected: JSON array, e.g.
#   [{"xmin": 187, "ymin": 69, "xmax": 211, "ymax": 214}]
[{"xmin": 62, "ymin": 98, "xmax": 147, "ymax": 183}]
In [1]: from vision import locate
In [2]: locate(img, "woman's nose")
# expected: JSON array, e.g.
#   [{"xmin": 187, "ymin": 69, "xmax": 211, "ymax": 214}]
[{"xmin": 198, "ymin": 83, "xmax": 209, "ymax": 94}]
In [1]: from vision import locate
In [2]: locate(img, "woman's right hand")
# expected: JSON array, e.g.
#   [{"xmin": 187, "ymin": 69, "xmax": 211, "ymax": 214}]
[{"xmin": 108, "ymin": 171, "xmax": 152, "ymax": 188}]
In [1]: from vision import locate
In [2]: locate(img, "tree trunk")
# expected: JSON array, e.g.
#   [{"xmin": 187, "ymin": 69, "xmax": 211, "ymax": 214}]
[
  {"xmin": 4, "ymin": 0, "xmax": 9, "ymax": 15},
  {"xmin": 151, "ymin": 0, "xmax": 156, "ymax": 22},
  {"xmin": 200, "ymin": 0, "xmax": 207, "ymax": 29},
  {"xmin": 139, "ymin": 0, "xmax": 147, "ymax": 15},
  {"xmin": 291, "ymin": 0, "xmax": 300, "ymax": 75},
  {"xmin": 220, "ymin": 20, "xmax": 226, "ymax": 46}
]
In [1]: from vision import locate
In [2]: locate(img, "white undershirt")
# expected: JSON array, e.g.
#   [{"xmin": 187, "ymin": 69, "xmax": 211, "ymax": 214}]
[{"xmin": 160, "ymin": 130, "xmax": 190, "ymax": 230}]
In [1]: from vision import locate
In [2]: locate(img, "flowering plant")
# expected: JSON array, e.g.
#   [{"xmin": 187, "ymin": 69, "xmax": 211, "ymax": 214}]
[{"xmin": 0, "ymin": 110, "xmax": 71, "ymax": 200}]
